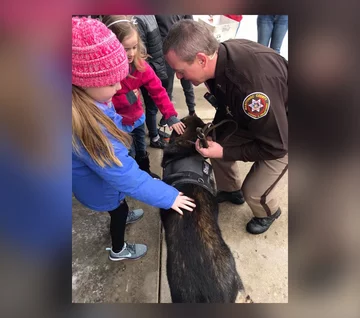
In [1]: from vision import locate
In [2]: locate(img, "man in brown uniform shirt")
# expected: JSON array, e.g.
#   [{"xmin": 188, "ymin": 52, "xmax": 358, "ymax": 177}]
[{"xmin": 163, "ymin": 19, "xmax": 288, "ymax": 234}]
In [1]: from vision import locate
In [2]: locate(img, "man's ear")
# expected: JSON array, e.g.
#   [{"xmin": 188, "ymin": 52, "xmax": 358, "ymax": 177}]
[{"xmin": 196, "ymin": 53, "xmax": 207, "ymax": 67}]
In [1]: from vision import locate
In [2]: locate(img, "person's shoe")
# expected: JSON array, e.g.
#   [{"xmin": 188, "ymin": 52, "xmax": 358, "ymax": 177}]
[
  {"xmin": 216, "ymin": 190, "xmax": 245, "ymax": 204},
  {"xmin": 189, "ymin": 110, "xmax": 196, "ymax": 116},
  {"xmin": 149, "ymin": 172, "xmax": 161, "ymax": 179},
  {"xmin": 246, "ymin": 208, "xmax": 282, "ymax": 235},
  {"xmin": 106, "ymin": 242, "xmax": 148, "ymax": 261},
  {"xmin": 150, "ymin": 137, "xmax": 166, "ymax": 149},
  {"xmin": 158, "ymin": 129, "xmax": 170, "ymax": 140},
  {"xmin": 126, "ymin": 209, "xmax": 144, "ymax": 225},
  {"xmin": 158, "ymin": 117, "xmax": 167, "ymax": 128}
]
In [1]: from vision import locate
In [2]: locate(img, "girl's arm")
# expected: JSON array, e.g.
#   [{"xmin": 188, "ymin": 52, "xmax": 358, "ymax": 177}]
[
  {"xmin": 78, "ymin": 134, "xmax": 179, "ymax": 209},
  {"xmin": 141, "ymin": 62, "xmax": 180, "ymax": 126}
]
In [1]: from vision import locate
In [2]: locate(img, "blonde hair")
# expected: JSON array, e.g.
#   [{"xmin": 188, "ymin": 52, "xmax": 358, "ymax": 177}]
[
  {"xmin": 102, "ymin": 15, "xmax": 148, "ymax": 72},
  {"xmin": 72, "ymin": 85, "xmax": 132, "ymax": 167}
]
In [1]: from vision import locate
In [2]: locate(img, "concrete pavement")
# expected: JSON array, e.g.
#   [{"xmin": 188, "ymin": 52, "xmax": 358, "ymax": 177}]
[{"xmin": 72, "ymin": 78, "xmax": 288, "ymax": 303}]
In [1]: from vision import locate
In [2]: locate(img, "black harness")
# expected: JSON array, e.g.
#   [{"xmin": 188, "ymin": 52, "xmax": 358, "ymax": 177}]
[
  {"xmin": 162, "ymin": 119, "xmax": 237, "ymax": 197},
  {"xmin": 162, "ymin": 155, "xmax": 217, "ymax": 197}
]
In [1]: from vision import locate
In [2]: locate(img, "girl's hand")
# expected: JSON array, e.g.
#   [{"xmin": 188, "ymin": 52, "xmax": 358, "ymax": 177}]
[
  {"xmin": 171, "ymin": 192, "xmax": 196, "ymax": 215},
  {"xmin": 170, "ymin": 121, "xmax": 186, "ymax": 135}
]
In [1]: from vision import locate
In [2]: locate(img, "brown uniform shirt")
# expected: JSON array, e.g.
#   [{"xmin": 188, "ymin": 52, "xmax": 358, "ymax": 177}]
[{"xmin": 205, "ymin": 39, "xmax": 288, "ymax": 162}]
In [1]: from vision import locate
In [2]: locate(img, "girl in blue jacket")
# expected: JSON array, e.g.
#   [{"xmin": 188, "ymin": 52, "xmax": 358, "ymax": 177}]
[{"xmin": 72, "ymin": 17, "xmax": 195, "ymax": 261}]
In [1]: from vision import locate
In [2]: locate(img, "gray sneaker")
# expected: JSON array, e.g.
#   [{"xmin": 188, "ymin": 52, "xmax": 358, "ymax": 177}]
[
  {"xmin": 126, "ymin": 209, "xmax": 144, "ymax": 224},
  {"xmin": 106, "ymin": 242, "xmax": 148, "ymax": 261}
]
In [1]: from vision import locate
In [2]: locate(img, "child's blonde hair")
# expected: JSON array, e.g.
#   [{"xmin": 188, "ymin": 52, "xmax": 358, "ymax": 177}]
[
  {"xmin": 72, "ymin": 85, "xmax": 132, "ymax": 167},
  {"xmin": 102, "ymin": 15, "xmax": 148, "ymax": 73}
]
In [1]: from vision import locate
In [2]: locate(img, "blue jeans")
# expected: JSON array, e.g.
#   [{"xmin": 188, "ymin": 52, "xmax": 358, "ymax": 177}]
[
  {"xmin": 129, "ymin": 123, "xmax": 147, "ymax": 158},
  {"xmin": 141, "ymin": 78, "xmax": 169, "ymax": 139},
  {"xmin": 257, "ymin": 15, "xmax": 288, "ymax": 54},
  {"xmin": 165, "ymin": 60, "xmax": 196, "ymax": 112}
]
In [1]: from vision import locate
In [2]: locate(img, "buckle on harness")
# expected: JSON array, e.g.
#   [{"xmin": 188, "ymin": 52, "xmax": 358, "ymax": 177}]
[{"xmin": 196, "ymin": 127, "xmax": 209, "ymax": 148}]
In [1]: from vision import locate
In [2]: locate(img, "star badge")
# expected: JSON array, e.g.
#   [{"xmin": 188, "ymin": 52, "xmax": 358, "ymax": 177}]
[{"xmin": 242, "ymin": 92, "xmax": 270, "ymax": 119}]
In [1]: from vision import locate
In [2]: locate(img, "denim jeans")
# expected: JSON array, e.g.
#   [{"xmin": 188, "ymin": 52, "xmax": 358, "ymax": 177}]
[
  {"xmin": 165, "ymin": 60, "xmax": 196, "ymax": 112},
  {"xmin": 141, "ymin": 78, "xmax": 168, "ymax": 138},
  {"xmin": 257, "ymin": 15, "xmax": 288, "ymax": 54},
  {"xmin": 129, "ymin": 123, "xmax": 147, "ymax": 158}
]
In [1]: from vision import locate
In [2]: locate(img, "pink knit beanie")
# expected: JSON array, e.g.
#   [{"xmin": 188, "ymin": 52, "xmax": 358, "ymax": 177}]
[{"xmin": 72, "ymin": 17, "xmax": 128, "ymax": 87}]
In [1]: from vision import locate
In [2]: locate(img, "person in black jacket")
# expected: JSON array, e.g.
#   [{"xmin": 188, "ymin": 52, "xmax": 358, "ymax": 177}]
[
  {"xmin": 155, "ymin": 15, "xmax": 196, "ymax": 116},
  {"xmin": 134, "ymin": 15, "xmax": 170, "ymax": 149}
]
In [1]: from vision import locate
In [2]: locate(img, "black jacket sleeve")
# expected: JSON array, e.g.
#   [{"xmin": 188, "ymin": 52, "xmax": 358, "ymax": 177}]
[{"xmin": 222, "ymin": 80, "xmax": 288, "ymax": 162}]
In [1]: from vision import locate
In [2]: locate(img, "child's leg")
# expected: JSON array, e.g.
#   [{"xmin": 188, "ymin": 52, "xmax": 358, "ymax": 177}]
[
  {"xmin": 129, "ymin": 125, "xmax": 146, "ymax": 158},
  {"xmin": 133, "ymin": 124, "xmax": 160, "ymax": 179},
  {"xmin": 129, "ymin": 127, "xmax": 138, "ymax": 158},
  {"xmin": 108, "ymin": 200, "xmax": 129, "ymax": 253},
  {"xmin": 133, "ymin": 123, "xmax": 147, "ymax": 157}
]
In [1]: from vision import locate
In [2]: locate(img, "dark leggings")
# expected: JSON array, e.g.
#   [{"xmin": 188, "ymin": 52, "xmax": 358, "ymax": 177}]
[{"xmin": 108, "ymin": 200, "xmax": 129, "ymax": 253}]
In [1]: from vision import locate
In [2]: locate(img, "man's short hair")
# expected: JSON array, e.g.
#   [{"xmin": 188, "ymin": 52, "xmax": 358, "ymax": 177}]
[{"xmin": 163, "ymin": 19, "xmax": 219, "ymax": 63}]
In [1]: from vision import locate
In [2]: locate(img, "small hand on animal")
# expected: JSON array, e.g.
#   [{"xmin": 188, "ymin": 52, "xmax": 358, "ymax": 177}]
[
  {"xmin": 171, "ymin": 192, "xmax": 196, "ymax": 215},
  {"xmin": 170, "ymin": 121, "xmax": 186, "ymax": 135},
  {"xmin": 195, "ymin": 138, "xmax": 224, "ymax": 159}
]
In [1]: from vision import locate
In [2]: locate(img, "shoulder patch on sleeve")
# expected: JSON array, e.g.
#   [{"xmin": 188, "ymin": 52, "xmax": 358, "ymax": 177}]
[{"xmin": 242, "ymin": 92, "xmax": 270, "ymax": 119}]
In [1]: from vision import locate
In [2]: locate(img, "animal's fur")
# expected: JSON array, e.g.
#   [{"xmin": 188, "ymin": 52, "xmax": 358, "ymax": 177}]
[{"xmin": 160, "ymin": 115, "xmax": 244, "ymax": 303}]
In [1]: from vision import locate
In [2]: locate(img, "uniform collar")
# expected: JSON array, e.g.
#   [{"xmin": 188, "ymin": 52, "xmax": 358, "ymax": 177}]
[{"xmin": 206, "ymin": 43, "xmax": 227, "ymax": 93}]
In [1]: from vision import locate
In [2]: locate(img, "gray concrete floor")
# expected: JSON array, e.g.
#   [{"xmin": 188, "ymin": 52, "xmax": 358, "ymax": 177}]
[{"xmin": 72, "ymin": 78, "xmax": 288, "ymax": 303}]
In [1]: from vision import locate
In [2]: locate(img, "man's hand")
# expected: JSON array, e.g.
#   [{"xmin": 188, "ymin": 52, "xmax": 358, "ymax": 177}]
[
  {"xmin": 195, "ymin": 139, "xmax": 224, "ymax": 158},
  {"xmin": 170, "ymin": 121, "xmax": 186, "ymax": 135}
]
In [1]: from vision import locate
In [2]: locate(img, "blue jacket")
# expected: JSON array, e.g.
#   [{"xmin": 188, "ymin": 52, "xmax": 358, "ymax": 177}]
[{"xmin": 72, "ymin": 101, "xmax": 178, "ymax": 211}]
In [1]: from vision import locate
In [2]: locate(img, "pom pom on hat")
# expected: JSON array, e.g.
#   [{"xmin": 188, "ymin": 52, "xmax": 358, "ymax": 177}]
[{"xmin": 72, "ymin": 17, "xmax": 128, "ymax": 87}]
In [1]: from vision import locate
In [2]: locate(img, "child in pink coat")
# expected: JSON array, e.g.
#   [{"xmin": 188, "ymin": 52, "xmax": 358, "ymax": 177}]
[{"xmin": 103, "ymin": 15, "xmax": 185, "ymax": 179}]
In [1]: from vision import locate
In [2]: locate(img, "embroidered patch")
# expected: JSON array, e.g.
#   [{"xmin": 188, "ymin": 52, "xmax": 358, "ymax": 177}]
[{"xmin": 242, "ymin": 92, "xmax": 270, "ymax": 119}]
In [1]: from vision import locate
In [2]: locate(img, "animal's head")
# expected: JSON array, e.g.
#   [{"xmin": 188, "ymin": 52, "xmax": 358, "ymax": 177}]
[
  {"xmin": 170, "ymin": 114, "xmax": 206, "ymax": 147},
  {"xmin": 161, "ymin": 115, "xmax": 206, "ymax": 166}
]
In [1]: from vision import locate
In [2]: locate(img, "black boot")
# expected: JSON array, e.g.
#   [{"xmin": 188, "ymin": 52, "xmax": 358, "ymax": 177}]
[
  {"xmin": 216, "ymin": 190, "xmax": 245, "ymax": 204},
  {"xmin": 246, "ymin": 208, "xmax": 281, "ymax": 235},
  {"xmin": 135, "ymin": 152, "xmax": 161, "ymax": 179}
]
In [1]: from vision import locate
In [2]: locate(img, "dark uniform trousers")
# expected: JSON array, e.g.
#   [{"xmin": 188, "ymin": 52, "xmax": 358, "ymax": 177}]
[{"xmin": 211, "ymin": 154, "xmax": 288, "ymax": 218}]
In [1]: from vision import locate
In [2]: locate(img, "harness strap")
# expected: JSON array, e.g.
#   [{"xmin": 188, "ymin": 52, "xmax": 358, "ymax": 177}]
[
  {"xmin": 163, "ymin": 171, "xmax": 217, "ymax": 197},
  {"xmin": 196, "ymin": 119, "xmax": 238, "ymax": 148}
]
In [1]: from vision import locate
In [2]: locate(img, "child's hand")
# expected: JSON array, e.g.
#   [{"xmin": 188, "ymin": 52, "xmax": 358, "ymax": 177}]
[
  {"xmin": 170, "ymin": 122, "xmax": 186, "ymax": 135},
  {"xmin": 171, "ymin": 192, "xmax": 196, "ymax": 215}
]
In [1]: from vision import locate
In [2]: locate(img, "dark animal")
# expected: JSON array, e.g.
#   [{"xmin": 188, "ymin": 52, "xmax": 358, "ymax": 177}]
[{"xmin": 160, "ymin": 115, "xmax": 244, "ymax": 303}]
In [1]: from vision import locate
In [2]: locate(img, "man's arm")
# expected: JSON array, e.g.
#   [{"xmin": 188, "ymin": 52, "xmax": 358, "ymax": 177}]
[{"xmin": 223, "ymin": 82, "xmax": 288, "ymax": 162}]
